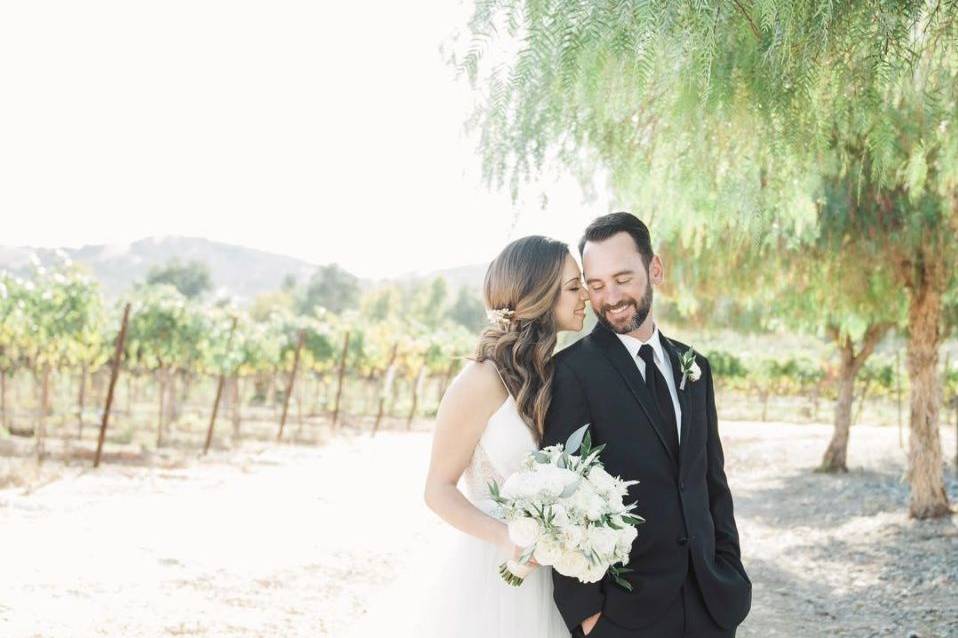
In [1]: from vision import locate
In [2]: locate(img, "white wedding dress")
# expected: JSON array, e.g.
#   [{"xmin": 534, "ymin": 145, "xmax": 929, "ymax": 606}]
[{"xmin": 345, "ymin": 381, "xmax": 569, "ymax": 638}]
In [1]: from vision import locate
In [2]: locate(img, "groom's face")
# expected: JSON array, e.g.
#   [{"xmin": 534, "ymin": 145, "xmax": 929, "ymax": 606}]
[{"xmin": 582, "ymin": 232, "xmax": 660, "ymax": 335}]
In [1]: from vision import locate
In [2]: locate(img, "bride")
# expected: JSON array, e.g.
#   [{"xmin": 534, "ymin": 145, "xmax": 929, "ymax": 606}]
[{"xmin": 419, "ymin": 235, "xmax": 588, "ymax": 637}]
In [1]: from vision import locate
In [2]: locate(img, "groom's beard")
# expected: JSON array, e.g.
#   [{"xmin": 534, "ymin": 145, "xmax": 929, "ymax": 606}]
[{"xmin": 596, "ymin": 284, "xmax": 653, "ymax": 334}]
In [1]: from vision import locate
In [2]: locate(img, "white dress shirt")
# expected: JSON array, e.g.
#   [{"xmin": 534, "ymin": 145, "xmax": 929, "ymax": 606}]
[{"xmin": 615, "ymin": 322, "xmax": 682, "ymax": 443}]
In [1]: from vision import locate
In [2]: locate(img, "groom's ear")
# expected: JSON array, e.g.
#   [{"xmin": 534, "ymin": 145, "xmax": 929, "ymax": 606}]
[{"xmin": 649, "ymin": 254, "xmax": 665, "ymax": 284}]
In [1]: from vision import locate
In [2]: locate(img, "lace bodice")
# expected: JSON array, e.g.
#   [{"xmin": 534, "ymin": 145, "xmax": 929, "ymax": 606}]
[{"xmin": 460, "ymin": 394, "xmax": 537, "ymax": 517}]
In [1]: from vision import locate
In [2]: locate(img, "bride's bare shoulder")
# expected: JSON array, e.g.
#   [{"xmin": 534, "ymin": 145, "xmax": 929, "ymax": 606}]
[{"xmin": 440, "ymin": 359, "xmax": 509, "ymax": 417}]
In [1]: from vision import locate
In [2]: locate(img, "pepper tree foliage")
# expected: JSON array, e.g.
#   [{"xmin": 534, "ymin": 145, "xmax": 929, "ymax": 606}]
[{"xmin": 451, "ymin": 1, "xmax": 958, "ymax": 518}]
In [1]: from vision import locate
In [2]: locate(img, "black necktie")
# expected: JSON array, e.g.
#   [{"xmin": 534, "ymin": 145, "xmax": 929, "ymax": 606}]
[{"xmin": 638, "ymin": 344, "xmax": 679, "ymax": 460}]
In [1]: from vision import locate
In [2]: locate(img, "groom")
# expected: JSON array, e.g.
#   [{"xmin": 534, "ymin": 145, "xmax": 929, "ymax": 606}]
[{"xmin": 543, "ymin": 212, "xmax": 751, "ymax": 638}]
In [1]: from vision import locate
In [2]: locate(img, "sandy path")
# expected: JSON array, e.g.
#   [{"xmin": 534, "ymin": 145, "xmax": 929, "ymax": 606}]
[{"xmin": 1, "ymin": 422, "xmax": 956, "ymax": 637}]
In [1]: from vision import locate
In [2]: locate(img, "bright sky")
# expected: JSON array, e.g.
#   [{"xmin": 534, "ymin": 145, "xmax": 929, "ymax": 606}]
[{"xmin": 0, "ymin": 1, "xmax": 609, "ymax": 279}]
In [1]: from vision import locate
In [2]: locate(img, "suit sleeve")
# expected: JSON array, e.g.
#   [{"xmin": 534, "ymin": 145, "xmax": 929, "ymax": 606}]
[
  {"xmin": 703, "ymin": 357, "xmax": 743, "ymax": 563},
  {"xmin": 543, "ymin": 357, "xmax": 604, "ymax": 631}
]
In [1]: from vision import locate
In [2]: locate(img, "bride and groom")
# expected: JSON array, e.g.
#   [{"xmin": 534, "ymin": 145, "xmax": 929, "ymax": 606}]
[{"xmin": 422, "ymin": 212, "xmax": 752, "ymax": 637}]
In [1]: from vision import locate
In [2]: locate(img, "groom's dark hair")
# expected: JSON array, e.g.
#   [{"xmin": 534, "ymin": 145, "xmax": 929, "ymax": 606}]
[{"xmin": 579, "ymin": 211, "xmax": 654, "ymax": 269}]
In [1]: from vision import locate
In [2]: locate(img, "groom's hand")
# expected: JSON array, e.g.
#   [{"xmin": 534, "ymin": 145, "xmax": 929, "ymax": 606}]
[{"xmin": 581, "ymin": 612, "xmax": 601, "ymax": 635}]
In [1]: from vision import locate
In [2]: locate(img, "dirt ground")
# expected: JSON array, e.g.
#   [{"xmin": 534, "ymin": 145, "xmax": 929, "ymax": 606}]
[{"xmin": 1, "ymin": 420, "xmax": 956, "ymax": 638}]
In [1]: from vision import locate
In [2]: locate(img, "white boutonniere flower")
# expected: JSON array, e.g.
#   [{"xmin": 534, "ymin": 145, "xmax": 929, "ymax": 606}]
[{"xmin": 678, "ymin": 346, "xmax": 701, "ymax": 390}]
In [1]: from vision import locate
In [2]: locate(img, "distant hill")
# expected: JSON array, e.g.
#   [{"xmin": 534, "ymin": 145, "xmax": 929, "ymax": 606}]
[
  {"xmin": 0, "ymin": 236, "xmax": 487, "ymax": 306},
  {"xmin": 0, "ymin": 236, "xmax": 322, "ymax": 306}
]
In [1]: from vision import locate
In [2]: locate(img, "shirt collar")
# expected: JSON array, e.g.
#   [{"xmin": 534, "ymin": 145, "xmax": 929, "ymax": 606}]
[{"xmin": 615, "ymin": 322, "xmax": 667, "ymax": 366}]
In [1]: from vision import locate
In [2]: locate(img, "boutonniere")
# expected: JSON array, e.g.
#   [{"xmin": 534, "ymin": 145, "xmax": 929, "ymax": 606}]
[{"xmin": 678, "ymin": 346, "xmax": 701, "ymax": 390}]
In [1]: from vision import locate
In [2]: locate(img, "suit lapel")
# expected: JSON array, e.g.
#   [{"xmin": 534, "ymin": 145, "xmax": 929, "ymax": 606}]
[
  {"xmin": 660, "ymin": 332, "xmax": 692, "ymax": 473},
  {"xmin": 590, "ymin": 322, "xmax": 678, "ymax": 467}
]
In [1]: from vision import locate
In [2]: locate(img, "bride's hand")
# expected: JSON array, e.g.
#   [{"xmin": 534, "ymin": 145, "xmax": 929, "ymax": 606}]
[
  {"xmin": 510, "ymin": 543, "xmax": 540, "ymax": 568},
  {"xmin": 498, "ymin": 523, "xmax": 539, "ymax": 567}
]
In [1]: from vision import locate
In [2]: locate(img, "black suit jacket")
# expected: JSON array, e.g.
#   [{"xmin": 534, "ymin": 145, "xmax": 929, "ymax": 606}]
[{"xmin": 542, "ymin": 321, "xmax": 751, "ymax": 632}]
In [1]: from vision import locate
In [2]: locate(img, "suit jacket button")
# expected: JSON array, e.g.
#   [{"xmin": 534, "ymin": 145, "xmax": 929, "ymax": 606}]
[
  {"xmin": 677, "ymin": 536, "xmax": 688, "ymax": 546},
  {"xmin": 679, "ymin": 481, "xmax": 686, "ymax": 491}
]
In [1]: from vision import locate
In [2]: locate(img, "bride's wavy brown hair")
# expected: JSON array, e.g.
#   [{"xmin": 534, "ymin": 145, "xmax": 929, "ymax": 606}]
[{"xmin": 472, "ymin": 235, "xmax": 569, "ymax": 444}]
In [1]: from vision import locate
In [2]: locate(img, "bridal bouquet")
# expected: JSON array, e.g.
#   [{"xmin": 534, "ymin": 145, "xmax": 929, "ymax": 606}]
[{"xmin": 488, "ymin": 424, "xmax": 644, "ymax": 590}]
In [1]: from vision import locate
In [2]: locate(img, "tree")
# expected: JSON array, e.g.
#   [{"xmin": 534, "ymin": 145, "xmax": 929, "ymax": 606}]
[
  {"xmin": 146, "ymin": 258, "xmax": 213, "ymax": 299},
  {"xmin": 446, "ymin": 285, "xmax": 486, "ymax": 333},
  {"xmin": 413, "ymin": 277, "xmax": 449, "ymax": 329},
  {"xmin": 299, "ymin": 264, "xmax": 360, "ymax": 315},
  {"xmin": 457, "ymin": 1, "xmax": 957, "ymax": 519}
]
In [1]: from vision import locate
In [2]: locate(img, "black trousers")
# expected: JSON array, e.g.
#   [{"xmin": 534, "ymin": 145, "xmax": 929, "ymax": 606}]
[{"xmin": 572, "ymin": 560, "xmax": 735, "ymax": 638}]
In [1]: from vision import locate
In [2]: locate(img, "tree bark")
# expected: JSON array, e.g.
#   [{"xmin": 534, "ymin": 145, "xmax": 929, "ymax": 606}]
[
  {"xmin": 819, "ymin": 322, "xmax": 889, "ymax": 473},
  {"xmin": 900, "ymin": 245, "xmax": 952, "ymax": 519}
]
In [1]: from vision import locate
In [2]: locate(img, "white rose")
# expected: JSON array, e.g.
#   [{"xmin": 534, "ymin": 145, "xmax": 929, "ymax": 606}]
[
  {"xmin": 553, "ymin": 550, "xmax": 590, "ymax": 579},
  {"xmin": 586, "ymin": 466, "xmax": 617, "ymax": 496},
  {"xmin": 689, "ymin": 360, "xmax": 702, "ymax": 381},
  {"xmin": 532, "ymin": 538, "xmax": 564, "ymax": 566},
  {"xmin": 616, "ymin": 524, "xmax": 638, "ymax": 553},
  {"xmin": 559, "ymin": 524, "xmax": 586, "ymax": 549},
  {"xmin": 586, "ymin": 526, "xmax": 619, "ymax": 557},
  {"xmin": 508, "ymin": 517, "xmax": 542, "ymax": 548},
  {"xmin": 581, "ymin": 561, "xmax": 608, "ymax": 583},
  {"xmin": 501, "ymin": 472, "xmax": 530, "ymax": 500},
  {"xmin": 531, "ymin": 464, "xmax": 580, "ymax": 499}
]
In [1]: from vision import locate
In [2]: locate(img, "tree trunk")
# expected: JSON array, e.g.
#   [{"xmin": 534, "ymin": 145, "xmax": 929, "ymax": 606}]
[
  {"xmin": 819, "ymin": 323, "xmax": 888, "ymax": 473},
  {"xmin": 901, "ymin": 248, "xmax": 951, "ymax": 519},
  {"xmin": 896, "ymin": 350, "xmax": 904, "ymax": 448},
  {"xmin": 820, "ymin": 363, "xmax": 856, "ymax": 472}
]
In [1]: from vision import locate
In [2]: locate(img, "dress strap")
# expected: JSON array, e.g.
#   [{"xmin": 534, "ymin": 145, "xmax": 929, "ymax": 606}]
[{"xmin": 490, "ymin": 362, "xmax": 514, "ymax": 401}]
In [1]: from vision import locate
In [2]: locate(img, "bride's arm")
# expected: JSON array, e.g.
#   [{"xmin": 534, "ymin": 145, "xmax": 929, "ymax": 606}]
[{"xmin": 423, "ymin": 360, "xmax": 512, "ymax": 552}]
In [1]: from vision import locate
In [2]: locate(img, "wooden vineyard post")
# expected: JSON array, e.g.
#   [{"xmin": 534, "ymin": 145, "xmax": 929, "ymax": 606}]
[
  {"xmin": 277, "ymin": 329, "xmax": 306, "ymax": 441},
  {"xmin": 371, "ymin": 342, "xmax": 399, "ymax": 437},
  {"xmin": 77, "ymin": 363, "xmax": 87, "ymax": 439},
  {"xmin": 94, "ymin": 303, "xmax": 131, "ymax": 469},
  {"xmin": 36, "ymin": 365, "xmax": 50, "ymax": 462},
  {"xmin": 331, "ymin": 331, "xmax": 350, "ymax": 429},
  {"xmin": 436, "ymin": 357, "xmax": 458, "ymax": 403},
  {"xmin": 203, "ymin": 316, "xmax": 238, "ymax": 455},
  {"xmin": 406, "ymin": 361, "xmax": 426, "ymax": 430}
]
